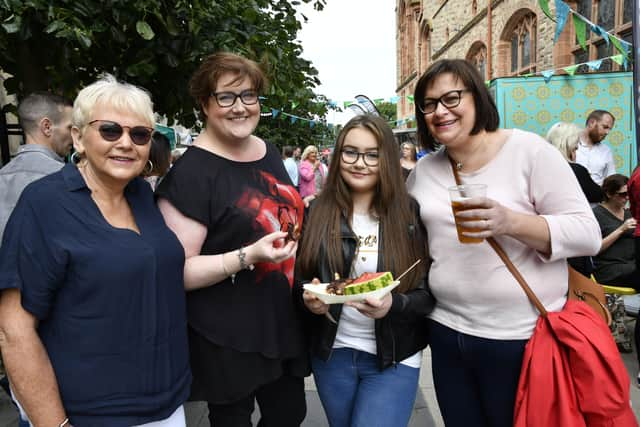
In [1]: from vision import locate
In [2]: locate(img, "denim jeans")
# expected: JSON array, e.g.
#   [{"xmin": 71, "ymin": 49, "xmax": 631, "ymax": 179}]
[
  {"xmin": 428, "ymin": 320, "xmax": 528, "ymax": 427},
  {"xmin": 311, "ymin": 348, "xmax": 419, "ymax": 427}
]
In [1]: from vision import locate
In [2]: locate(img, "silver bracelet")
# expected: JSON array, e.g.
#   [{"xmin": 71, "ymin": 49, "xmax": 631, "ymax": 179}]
[
  {"xmin": 237, "ymin": 247, "xmax": 254, "ymax": 271},
  {"xmin": 59, "ymin": 418, "xmax": 70, "ymax": 427}
]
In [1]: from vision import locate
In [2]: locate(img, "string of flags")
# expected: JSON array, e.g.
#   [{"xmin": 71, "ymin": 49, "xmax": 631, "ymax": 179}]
[
  {"xmin": 265, "ymin": 0, "xmax": 634, "ymax": 128},
  {"xmin": 539, "ymin": 0, "xmax": 632, "ymax": 63}
]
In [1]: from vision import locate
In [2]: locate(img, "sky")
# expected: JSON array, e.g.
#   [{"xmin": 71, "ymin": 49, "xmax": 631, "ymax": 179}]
[{"xmin": 296, "ymin": 0, "xmax": 397, "ymax": 124}]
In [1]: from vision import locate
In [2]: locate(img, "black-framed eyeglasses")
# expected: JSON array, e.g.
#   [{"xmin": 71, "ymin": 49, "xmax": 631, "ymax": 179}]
[
  {"xmin": 417, "ymin": 89, "xmax": 469, "ymax": 114},
  {"xmin": 88, "ymin": 120, "xmax": 154, "ymax": 145},
  {"xmin": 616, "ymin": 191, "xmax": 629, "ymax": 197},
  {"xmin": 341, "ymin": 149, "xmax": 379, "ymax": 166},
  {"xmin": 210, "ymin": 90, "xmax": 259, "ymax": 108}
]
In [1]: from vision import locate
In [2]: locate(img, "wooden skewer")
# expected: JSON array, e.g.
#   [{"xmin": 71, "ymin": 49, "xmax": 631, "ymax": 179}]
[{"xmin": 395, "ymin": 259, "xmax": 422, "ymax": 283}]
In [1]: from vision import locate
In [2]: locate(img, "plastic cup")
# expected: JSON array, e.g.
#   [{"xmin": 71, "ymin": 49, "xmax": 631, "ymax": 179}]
[{"xmin": 448, "ymin": 184, "xmax": 487, "ymax": 244}]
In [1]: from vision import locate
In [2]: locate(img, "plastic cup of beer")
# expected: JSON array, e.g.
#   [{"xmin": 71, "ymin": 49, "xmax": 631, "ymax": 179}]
[{"xmin": 448, "ymin": 184, "xmax": 487, "ymax": 244}]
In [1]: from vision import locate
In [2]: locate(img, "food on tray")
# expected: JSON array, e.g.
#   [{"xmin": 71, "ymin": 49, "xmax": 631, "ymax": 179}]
[{"xmin": 326, "ymin": 271, "xmax": 394, "ymax": 295}]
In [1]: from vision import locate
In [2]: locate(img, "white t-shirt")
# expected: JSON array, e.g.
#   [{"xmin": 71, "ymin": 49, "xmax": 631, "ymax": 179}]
[
  {"xmin": 575, "ymin": 139, "xmax": 616, "ymax": 185},
  {"xmin": 407, "ymin": 129, "xmax": 601, "ymax": 340},
  {"xmin": 333, "ymin": 213, "xmax": 422, "ymax": 368},
  {"xmin": 283, "ymin": 157, "xmax": 299, "ymax": 186}
]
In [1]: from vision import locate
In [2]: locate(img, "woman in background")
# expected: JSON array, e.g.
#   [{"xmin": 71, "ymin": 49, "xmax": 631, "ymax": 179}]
[
  {"xmin": 546, "ymin": 121, "xmax": 603, "ymax": 204},
  {"xmin": 298, "ymin": 145, "xmax": 326, "ymax": 199},
  {"xmin": 400, "ymin": 141, "xmax": 418, "ymax": 180}
]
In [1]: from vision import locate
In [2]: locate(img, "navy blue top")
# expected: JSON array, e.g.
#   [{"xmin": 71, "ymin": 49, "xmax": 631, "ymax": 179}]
[{"xmin": 0, "ymin": 164, "xmax": 191, "ymax": 426}]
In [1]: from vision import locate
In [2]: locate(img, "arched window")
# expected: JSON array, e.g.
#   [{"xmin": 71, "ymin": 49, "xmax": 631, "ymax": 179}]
[
  {"xmin": 572, "ymin": 0, "xmax": 632, "ymax": 72},
  {"xmin": 508, "ymin": 13, "xmax": 537, "ymax": 75},
  {"xmin": 467, "ymin": 42, "xmax": 487, "ymax": 80},
  {"xmin": 472, "ymin": 0, "xmax": 478, "ymax": 15}
]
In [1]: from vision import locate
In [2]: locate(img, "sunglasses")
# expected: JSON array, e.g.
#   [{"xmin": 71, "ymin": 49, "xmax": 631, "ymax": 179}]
[{"xmin": 88, "ymin": 120, "xmax": 154, "ymax": 145}]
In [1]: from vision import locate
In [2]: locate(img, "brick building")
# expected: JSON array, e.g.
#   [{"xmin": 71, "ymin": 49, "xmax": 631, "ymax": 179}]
[{"xmin": 396, "ymin": 0, "xmax": 634, "ymax": 126}]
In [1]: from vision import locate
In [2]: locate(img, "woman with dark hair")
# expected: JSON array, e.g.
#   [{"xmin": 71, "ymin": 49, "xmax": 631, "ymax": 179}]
[
  {"xmin": 142, "ymin": 131, "xmax": 172, "ymax": 190},
  {"xmin": 297, "ymin": 114, "xmax": 433, "ymax": 426},
  {"xmin": 156, "ymin": 52, "xmax": 307, "ymax": 426},
  {"xmin": 593, "ymin": 174, "xmax": 638, "ymax": 287},
  {"xmin": 400, "ymin": 141, "xmax": 418, "ymax": 180},
  {"xmin": 407, "ymin": 59, "xmax": 600, "ymax": 426}
]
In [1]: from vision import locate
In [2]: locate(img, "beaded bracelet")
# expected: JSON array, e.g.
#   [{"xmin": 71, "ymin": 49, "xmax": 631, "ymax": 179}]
[{"xmin": 237, "ymin": 247, "xmax": 254, "ymax": 271}]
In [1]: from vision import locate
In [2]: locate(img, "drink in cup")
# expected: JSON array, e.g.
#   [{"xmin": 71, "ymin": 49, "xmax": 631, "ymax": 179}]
[{"xmin": 448, "ymin": 184, "xmax": 487, "ymax": 244}]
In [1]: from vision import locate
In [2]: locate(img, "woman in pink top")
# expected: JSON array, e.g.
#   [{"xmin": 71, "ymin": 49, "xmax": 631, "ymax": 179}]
[
  {"xmin": 298, "ymin": 145, "xmax": 326, "ymax": 198},
  {"xmin": 407, "ymin": 59, "xmax": 600, "ymax": 427}
]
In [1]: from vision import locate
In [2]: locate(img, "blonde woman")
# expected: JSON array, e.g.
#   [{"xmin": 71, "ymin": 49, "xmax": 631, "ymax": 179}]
[
  {"xmin": 546, "ymin": 121, "xmax": 603, "ymax": 203},
  {"xmin": 298, "ymin": 145, "xmax": 326, "ymax": 198}
]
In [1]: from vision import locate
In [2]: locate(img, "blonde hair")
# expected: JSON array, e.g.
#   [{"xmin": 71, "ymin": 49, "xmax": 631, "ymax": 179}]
[
  {"xmin": 546, "ymin": 122, "xmax": 582, "ymax": 161},
  {"xmin": 72, "ymin": 74, "xmax": 155, "ymax": 130},
  {"xmin": 301, "ymin": 145, "xmax": 318, "ymax": 161}
]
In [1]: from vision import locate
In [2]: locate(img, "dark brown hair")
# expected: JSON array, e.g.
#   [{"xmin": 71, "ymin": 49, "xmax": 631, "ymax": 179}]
[
  {"xmin": 414, "ymin": 59, "xmax": 499, "ymax": 151},
  {"xmin": 297, "ymin": 114, "xmax": 428, "ymax": 293},
  {"xmin": 602, "ymin": 173, "xmax": 628, "ymax": 201},
  {"xmin": 586, "ymin": 109, "xmax": 615, "ymax": 126},
  {"xmin": 189, "ymin": 52, "xmax": 266, "ymax": 120}
]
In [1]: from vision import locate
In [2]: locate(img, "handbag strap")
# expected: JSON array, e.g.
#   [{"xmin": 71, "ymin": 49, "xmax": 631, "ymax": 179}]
[{"xmin": 448, "ymin": 155, "xmax": 549, "ymax": 317}]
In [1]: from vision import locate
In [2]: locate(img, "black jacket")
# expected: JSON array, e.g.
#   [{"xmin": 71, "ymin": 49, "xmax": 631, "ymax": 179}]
[{"xmin": 295, "ymin": 201, "xmax": 434, "ymax": 371}]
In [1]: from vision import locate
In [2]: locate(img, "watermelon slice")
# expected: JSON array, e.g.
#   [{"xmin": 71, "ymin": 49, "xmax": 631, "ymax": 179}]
[{"xmin": 343, "ymin": 272, "xmax": 394, "ymax": 295}]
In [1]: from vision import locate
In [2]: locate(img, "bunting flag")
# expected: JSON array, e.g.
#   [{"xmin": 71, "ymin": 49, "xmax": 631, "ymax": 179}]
[
  {"xmin": 586, "ymin": 59, "xmax": 602, "ymax": 70},
  {"xmin": 573, "ymin": 14, "xmax": 587, "ymax": 51},
  {"xmin": 541, "ymin": 70, "xmax": 555, "ymax": 83},
  {"xmin": 538, "ymin": 0, "xmax": 554, "ymax": 21},
  {"xmin": 554, "ymin": 0, "xmax": 571, "ymax": 42},
  {"xmin": 271, "ymin": 108, "xmax": 280, "ymax": 118},
  {"xmin": 563, "ymin": 64, "xmax": 578, "ymax": 76},
  {"xmin": 539, "ymin": 0, "xmax": 631, "ymax": 58},
  {"xmin": 591, "ymin": 24, "xmax": 610, "ymax": 46}
]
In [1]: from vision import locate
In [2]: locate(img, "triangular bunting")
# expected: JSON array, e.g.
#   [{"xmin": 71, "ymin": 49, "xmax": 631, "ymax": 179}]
[
  {"xmin": 611, "ymin": 54, "xmax": 625, "ymax": 66},
  {"xmin": 591, "ymin": 24, "xmax": 609, "ymax": 45},
  {"xmin": 407, "ymin": 95, "xmax": 414, "ymax": 102},
  {"xmin": 538, "ymin": 0, "xmax": 554, "ymax": 21},
  {"xmin": 563, "ymin": 64, "xmax": 578, "ymax": 76},
  {"xmin": 553, "ymin": 0, "xmax": 571, "ymax": 42},
  {"xmin": 290, "ymin": 116, "xmax": 298, "ymax": 124},
  {"xmin": 541, "ymin": 69, "xmax": 555, "ymax": 83},
  {"xmin": 573, "ymin": 14, "xmax": 587, "ymax": 51},
  {"xmin": 271, "ymin": 108, "xmax": 280, "ymax": 118},
  {"xmin": 586, "ymin": 59, "xmax": 602, "ymax": 70},
  {"xmin": 309, "ymin": 121, "xmax": 316, "ymax": 128}
]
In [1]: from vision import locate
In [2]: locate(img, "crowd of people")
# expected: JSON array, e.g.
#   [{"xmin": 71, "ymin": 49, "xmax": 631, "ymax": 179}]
[{"xmin": 0, "ymin": 51, "xmax": 637, "ymax": 427}]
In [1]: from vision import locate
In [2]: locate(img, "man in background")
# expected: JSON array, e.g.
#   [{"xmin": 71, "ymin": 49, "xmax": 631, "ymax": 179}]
[
  {"xmin": 576, "ymin": 109, "xmax": 616, "ymax": 185},
  {"xmin": 282, "ymin": 145, "xmax": 299, "ymax": 189},
  {"xmin": 0, "ymin": 92, "xmax": 73, "ymax": 241}
]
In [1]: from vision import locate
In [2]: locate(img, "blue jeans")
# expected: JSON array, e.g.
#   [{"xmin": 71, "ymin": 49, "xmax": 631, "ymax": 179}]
[
  {"xmin": 311, "ymin": 348, "xmax": 419, "ymax": 427},
  {"xmin": 429, "ymin": 320, "xmax": 528, "ymax": 427}
]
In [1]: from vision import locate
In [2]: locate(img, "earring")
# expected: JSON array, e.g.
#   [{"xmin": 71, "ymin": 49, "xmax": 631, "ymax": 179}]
[
  {"xmin": 143, "ymin": 160, "xmax": 154, "ymax": 175},
  {"xmin": 70, "ymin": 151, "xmax": 81, "ymax": 164}
]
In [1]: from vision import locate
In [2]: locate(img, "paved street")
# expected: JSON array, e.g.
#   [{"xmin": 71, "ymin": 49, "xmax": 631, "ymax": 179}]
[{"xmin": 1, "ymin": 343, "xmax": 638, "ymax": 426}]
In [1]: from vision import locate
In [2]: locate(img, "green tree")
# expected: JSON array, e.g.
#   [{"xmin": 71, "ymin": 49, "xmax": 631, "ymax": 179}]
[
  {"xmin": 0, "ymin": 0, "xmax": 334, "ymax": 143},
  {"xmin": 375, "ymin": 101, "xmax": 397, "ymax": 125}
]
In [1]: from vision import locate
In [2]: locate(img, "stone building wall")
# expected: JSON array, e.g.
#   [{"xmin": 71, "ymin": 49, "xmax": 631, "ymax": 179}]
[{"xmin": 396, "ymin": 0, "xmax": 579, "ymax": 124}]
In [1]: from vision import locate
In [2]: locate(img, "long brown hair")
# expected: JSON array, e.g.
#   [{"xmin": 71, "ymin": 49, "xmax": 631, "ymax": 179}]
[{"xmin": 297, "ymin": 115, "xmax": 428, "ymax": 293}]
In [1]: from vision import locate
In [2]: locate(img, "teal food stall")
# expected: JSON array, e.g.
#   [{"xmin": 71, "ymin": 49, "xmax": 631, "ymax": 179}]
[{"xmin": 489, "ymin": 71, "xmax": 637, "ymax": 176}]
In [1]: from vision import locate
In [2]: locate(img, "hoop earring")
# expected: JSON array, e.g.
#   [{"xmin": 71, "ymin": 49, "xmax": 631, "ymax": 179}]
[
  {"xmin": 70, "ymin": 151, "xmax": 81, "ymax": 164},
  {"xmin": 143, "ymin": 160, "xmax": 153, "ymax": 175}
]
